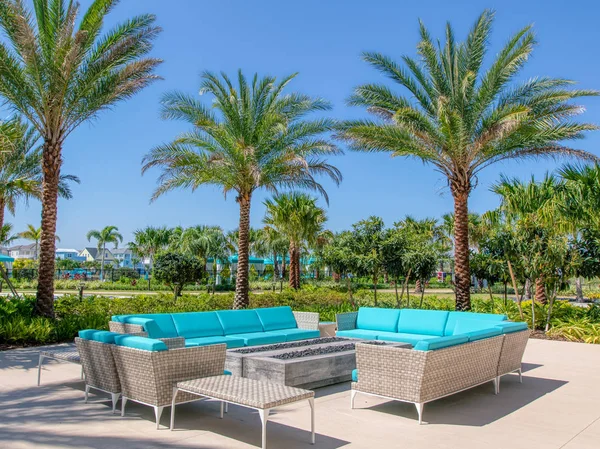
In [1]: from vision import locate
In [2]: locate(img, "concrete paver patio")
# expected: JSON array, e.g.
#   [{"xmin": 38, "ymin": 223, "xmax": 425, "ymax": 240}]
[{"xmin": 1, "ymin": 338, "xmax": 599, "ymax": 449}]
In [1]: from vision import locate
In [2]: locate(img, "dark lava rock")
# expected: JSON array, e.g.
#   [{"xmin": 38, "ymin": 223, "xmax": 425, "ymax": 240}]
[
  {"xmin": 232, "ymin": 337, "xmax": 348, "ymax": 354},
  {"xmin": 272, "ymin": 340, "xmax": 386, "ymax": 360}
]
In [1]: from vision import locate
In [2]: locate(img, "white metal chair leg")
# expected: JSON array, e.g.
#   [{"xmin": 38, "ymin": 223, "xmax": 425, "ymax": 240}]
[
  {"xmin": 415, "ymin": 403, "xmax": 424, "ymax": 425},
  {"xmin": 121, "ymin": 397, "xmax": 127, "ymax": 417},
  {"xmin": 37, "ymin": 354, "xmax": 44, "ymax": 386},
  {"xmin": 80, "ymin": 365, "xmax": 84, "ymax": 380},
  {"xmin": 350, "ymin": 390, "xmax": 357, "ymax": 409},
  {"xmin": 84, "ymin": 384, "xmax": 90, "ymax": 403},
  {"xmin": 308, "ymin": 398, "xmax": 315, "ymax": 444},
  {"xmin": 111, "ymin": 393, "xmax": 120, "ymax": 414},
  {"xmin": 225, "ymin": 402, "xmax": 228, "ymax": 413},
  {"xmin": 495, "ymin": 376, "xmax": 500, "ymax": 394},
  {"xmin": 518, "ymin": 368, "xmax": 523, "ymax": 383},
  {"xmin": 259, "ymin": 409, "xmax": 269, "ymax": 449},
  {"xmin": 220, "ymin": 401, "xmax": 224, "ymax": 419},
  {"xmin": 155, "ymin": 406, "xmax": 164, "ymax": 430},
  {"xmin": 170, "ymin": 387, "xmax": 178, "ymax": 430}
]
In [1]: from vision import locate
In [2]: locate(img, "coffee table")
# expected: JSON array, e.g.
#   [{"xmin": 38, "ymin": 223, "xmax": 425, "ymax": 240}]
[
  {"xmin": 171, "ymin": 375, "xmax": 315, "ymax": 449},
  {"xmin": 37, "ymin": 345, "xmax": 83, "ymax": 386}
]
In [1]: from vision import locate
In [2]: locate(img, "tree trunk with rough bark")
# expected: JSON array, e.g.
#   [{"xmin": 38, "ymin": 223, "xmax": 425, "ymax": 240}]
[
  {"xmin": 295, "ymin": 246, "xmax": 301, "ymax": 289},
  {"xmin": 100, "ymin": 243, "xmax": 106, "ymax": 281},
  {"xmin": 535, "ymin": 277, "xmax": 547, "ymax": 304},
  {"xmin": 234, "ymin": 193, "xmax": 251, "ymax": 309},
  {"xmin": 0, "ymin": 197, "xmax": 5, "ymax": 230},
  {"xmin": 414, "ymin": 279, "xmax": 423, "ymax": 294},
  {"xmin": 575, "ymin": 277, "xmax": 584, "ymax": 303},
  {"xmin": 524, "ymin": 278, "xmax": 532, "ymax": 300},
  {"xmin": 288, "ymin": 242, "xmax": 296, "ymax": 289},
  {"xmin": 452, "ymin": 186, "xmax": 471, "ymax": 311},
  {"xmin": 35, "ymin": 140, "xmax": 61, "ymax": 318}
]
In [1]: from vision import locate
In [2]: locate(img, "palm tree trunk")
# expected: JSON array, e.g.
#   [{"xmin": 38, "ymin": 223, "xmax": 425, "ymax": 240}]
[
  {"xmin": 507, "ymin": 259, "xmax": 524, "ymax": 320},
  {"xmin": 295, "ymin": 246, "xmax": 301, "ymax": 289},
  {"xmin": 281, "ymin": 255, "xmax": 286, "ymax": 280},
  {"xmin": 0, "ymin": 197, "xmax": 4, "ymax": 230},
  {"xmin": 575, "ymin": 277, "xmax": 584, "ymax": 303},
  {"xmin": 288, "ymin": 242, "xmax": 297, "ymax": 289},
  {"xmin": 414, "ymin": 279, "xmax": 423, "ymax": 293},
  {"xmin": 100, "ymin": 243, "xmax": 106, "ymax": 281},
  {"xmin": 452, "ymin": 187, "xmax": 471, "ymax": 311},
  {"xmin": 35, "ymin": 140, "xmax": 61, "ymax": 318},
  {"xmin": 234, "ymin": 194, "xmax": 252, "ymax": 309},
  {"xmin": 524, "ymin": 278, "xmax": 532, "ymax": 300},
  {"xmin": 273, "ymin": 252, "xmax": 279, "ymax": 278},
  {"xmin": 535, "ymin": 277, "xmax": 547, "ymax": 304}
]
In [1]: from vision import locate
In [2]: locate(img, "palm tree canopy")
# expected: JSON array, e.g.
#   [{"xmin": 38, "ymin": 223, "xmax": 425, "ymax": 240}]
[
  {"xmin": 142, "ymin": 70, "xmax": 343, "ymax": 203},
  {"xmin": 0, "ymin": 0, "xmax": 162, "ymax": 142},
  {"xmin": 19, "ymin": 223, "xmax": 59, "ymax": 242},
  {"xmin": 87, "ymin": 225, "xmax": 123, "ymax": 249},
  {"xmin": 128, "ymin": 225, "xmax": 171, "ymax": 262},
  {"xmin": 0, "ymin": 222, "xmax": 17, "ymax": 246},
  {"xmin": 338, "ymin": 9, "xmax": 599, "ymax": 192}
]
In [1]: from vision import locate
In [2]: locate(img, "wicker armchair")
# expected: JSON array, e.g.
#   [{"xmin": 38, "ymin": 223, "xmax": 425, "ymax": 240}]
[
  {"xmin": 351, "ymin": 336, "xmax": 504, "ymax": 424},
  {"xmin": 112, "ymin": 343, "xmax": 227, "ymax": 429},
  {"xmin": 497, "ymin": 330, "xmax": 529, "ymax": 388}
]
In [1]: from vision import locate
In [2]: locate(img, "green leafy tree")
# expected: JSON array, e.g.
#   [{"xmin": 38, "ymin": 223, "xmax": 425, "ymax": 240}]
[
  {"xmin": 380, "ymin": 227, "xmax": 409, "ymax": 306},
  {"xmin": 0, "ymin": 0, "xmax": 162, "ymax": 316},
  {"xmin": 86, "ymin": 226, "xmax": 123, "ymax": 281},
  {"xmin": 56, "ymin": 258, "xmax": 81, "ymax": 270},
  {"xmin": 153, "ymin": 252, "xmax": 204, "ymax": 299},
  {"xmin": 322, "ymin": 231, "xmax": 360, "ymax": 305},
  {"xmin": 142, "ymin": 71, "xmax": 342, "ymax": 309},
  {"xmin": 338, "ymin": 10, "xmax": 599, "ymax": 311},
  {"xmin": 350, "ymin": 216, "xmax": 386, "ymax": 305}
]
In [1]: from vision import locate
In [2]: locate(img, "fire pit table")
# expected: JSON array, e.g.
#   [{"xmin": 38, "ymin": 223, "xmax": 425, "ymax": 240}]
[{"xmin": 225, "ymin": 337, "xmax": 410, "ymax": 389}]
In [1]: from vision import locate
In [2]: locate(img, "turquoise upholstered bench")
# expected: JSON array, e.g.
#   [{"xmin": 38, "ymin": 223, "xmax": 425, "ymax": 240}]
[{"xmin": 109, "ymin": 306, "xmax": 320, "ymax": 349}]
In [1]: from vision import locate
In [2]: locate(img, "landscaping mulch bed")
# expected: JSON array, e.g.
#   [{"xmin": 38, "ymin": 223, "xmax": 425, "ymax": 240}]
[{"xmin": 529, "ymin": 330, "xmax": 570, "ymax": 342}]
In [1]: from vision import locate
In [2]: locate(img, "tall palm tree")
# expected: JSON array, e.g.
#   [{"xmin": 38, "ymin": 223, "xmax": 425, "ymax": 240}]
[
  {"xmin": 0, "ymin": 223, "xmax": 17, "ymax": 247},
  {"xmin": 143, "ymin": 71, "xmax": 342, "ymax": 308},
  {"xmin": 128, "ymin": 226, "xmax": 171, "ymax": 273},
  {"xmin": 87, "ymin": 225, "xmax": 123, "ymax": 281},
  {"xmin": 263, "ymin": 193, "xmax": 327, "ymax": 289},
  {"xmin": 0, "ymin": 118, "xmax": 79, "ymax": 231},
  {"xmin": 338, "ymin": 10, "xmax": 598, "ymax": 310},
  {"xmin": 19, "ymin": 224, "xmax": 59, "ymax": 260},
  {"xmin": 0, "ymin": 0, "xmax": 162, "ymax": 316}
]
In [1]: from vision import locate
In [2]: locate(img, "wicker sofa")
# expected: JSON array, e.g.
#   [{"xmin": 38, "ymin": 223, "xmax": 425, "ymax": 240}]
[{"xmin": 109, "ymin": 306, "xmax": 320, "ymax": 348}]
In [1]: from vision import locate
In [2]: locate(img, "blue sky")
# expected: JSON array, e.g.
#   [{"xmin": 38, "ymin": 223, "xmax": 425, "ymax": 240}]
[{"xmin": 7, "ymin": 0, "xmax": 600, "ymax": 249}]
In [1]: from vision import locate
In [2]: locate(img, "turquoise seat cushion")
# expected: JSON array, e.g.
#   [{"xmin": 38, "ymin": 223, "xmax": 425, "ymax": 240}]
[
  {"xmin": 445, "ymin": 311, "xmax": 507, "ymax": 335},
  {"xmin": 266, "ymin": 328, "xmax": 320, "ymax": 342},
  {"xmin": 356, "ymin": 307, "xmax": 401, "ymax": 332},
  {"xmin": 228, "ymin": 332, "xmax": 286, "ymax": 346},
  {"xmin": 377, "ymin": 332, "xmax": 438, "ymax": 346},
  {"xmin": 397, "ymin": 309, "xmax": 449, "ymax": 336},
  {"xmin": 453, "ymin": 320, "xmax": 502, "ymax": 341},
  {"xmin": 336, "ymin": 329, "xmax": 381, "ymax": 340},
  {"xmin": 116, "ymin": 314, "xmax": 178, "ymax": 338},
  {"xmin": 171, "ymin": 312, "xmax": 224, "ymax": 338},
  {"xmin": 78, "ymin": 329, "xmax": 120, "ymax": 344},
  {"xmin": 351, "ymin": 369, "xmax": 358, "ymax": 382},
  {"xmin": 185, "ymin": 336, "xmax": 245, "ymax": 349},
  {"xmin": 495, "ymin": 321, "xmax": 529, "ymax": 333},
  {"xmin": 216, "ymin": 310, "xmax": 264, "ymax": 335},
  {"xmin": 255, "ymin": 306, "xmax": 297, "ymax": 331},
  {"xmin": 114, "ymin": 335, "xmax": 168, "ymax": 352},
  {"xmin": 224, "ymin": 370, "xmax": 232, "ymax": 376},
  {"xmin": 414, "ymin": 335, "xmax": 469, "ymax": 351}
]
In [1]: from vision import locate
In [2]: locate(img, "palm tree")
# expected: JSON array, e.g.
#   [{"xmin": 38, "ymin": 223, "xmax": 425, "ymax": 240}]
[
  {"xmin": 128, "ymin": 226, "xmax": 172, "ymax": 273},
  {"xmin": 0, "ymin": 118, "xmax": 79, "ymax": 231},
  {"xmin": 142, "ymin": 71, "xmax": 342, "ymax": 308},
  {"xmin": 0, "ymin": 223, "xmax": 17, "ymax": 247},
  {"xmin": 260, "ymin": 226, "xmax": 290, "ymax": 280},
  {"xmin": 0, "ymin": 0, "xmax": 162, "ymax": 317},
  {"xmin": 338, "ymin": 10, "xmax": 599, "ymax": 310},
  {"xmin": 19, "ymin": 224, "xmax": 59, "ymax": 260},
  {"xmin": 87, "ymin": 226, "xmax": 123, "ymax": 281},
  {"xmin": 263, "ymin": 193, "xmax": 327, "ymax": 289}
]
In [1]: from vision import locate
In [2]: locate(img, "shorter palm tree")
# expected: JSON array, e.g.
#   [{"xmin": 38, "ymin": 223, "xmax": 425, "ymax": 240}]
[
  {"xmin": 19, "ymin": 224, "xmax": 59, "ymax": 260},
  {"xmin": 87, "ymin": 226, "xmax": 123, "ymax": 281},
  {"xmin": 128, "ymin": 226, "xmax": 171, "ymax": 273},
  {"xmin": 0, "ymin": 223, "xmax": 17, "ymax": 247}
]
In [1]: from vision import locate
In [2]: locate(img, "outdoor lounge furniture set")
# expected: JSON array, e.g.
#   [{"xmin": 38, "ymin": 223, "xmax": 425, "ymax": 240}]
[{"xmin": 336, "ymin": 307, "xmax": 529, "ymax": 423}]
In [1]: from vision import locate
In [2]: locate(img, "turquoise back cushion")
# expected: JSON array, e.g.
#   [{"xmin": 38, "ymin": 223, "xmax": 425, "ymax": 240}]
[
  {"xmin": 216, "ymin": 309, "xmax": 264, "ymax": 335},
  {"xmin": 414, "ymin": 334, "xmax": 469, "ymax": 351},
  {"xmin": 495, "ymin": 321, "xmax": 529, "ymax": 333},
  {"xmin": 255, "ymin": 306, "xmax": 297, "ymax": 331},
  {"xmin": 357, "ymin": 307, "xmax": 401, "ymax": 332},
  {"xmin": 453, "ymin": 320, "xmax": 502, "ymax": 341},
  {"xmin": 114, "ymin": 335, "xmax": 168, "ymax": 351},
  {"xmin": 445, "ymin": 311, "xmax": 507, "ymax": 336},
  {"xmin": 397, "ymin": 309, "xmax": 449, "ymax": 336},
  {"xmin": 78, "ymin": 329, "xmax": 120, "ymax": 344},
  {"xmin": 118, "ymin": 314, "xmax": 178, "ymax": 338},
  {"xmin": 171, "ymin": 312, "xmax": 224, "ymax": 338}
]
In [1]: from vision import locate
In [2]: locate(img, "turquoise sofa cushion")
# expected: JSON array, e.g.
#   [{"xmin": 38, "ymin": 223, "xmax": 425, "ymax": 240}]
[
  {"xmin": 414, "ymin": 335, "xmax": 469, "ymax": 351},
  {"xmin": 397, "ymin": 309, "xmax": 449, "ymax": 336},
  {"xmin": 453, "ymin": 320, "xmax": 502, "ymax": 341},
  {"xmin": 266, "ymin": 328, "xmax": 320, "ymax": 342},
  {"xmin": 444, "ymin": 311, "xmax": 507, "ymax": 335},
  {"xmin": 255, "ymin": 306, "xmax": 297, "ymax": 331},
  {"xmin": 377, "ymin": 332, "xmax": 438, "ymax": 346},
  {"xmin": 356, "ymin": 307, "xmax": 401, "ymax": 332},
  {"xmin": 171, "ymin": 312, "xmax": 224, "ymax": 338},
  {"xmin": 351, "ymin": 369, "xmax": 358, "ymax": 382},
  {"xmin": 336, "ymin": 329, "xmax": 381, "ymax": 340},
  {"xmin": 78, "ymin": 329, "xmax": 120, "ymax": 344},
  {"xmin": 495, "ymin": 321, "xmax": 529, "ymax": 333},
  {"xmin": 185, "ymin": 336, "xmax": 245, "ymax": 349},
  {"xmin": 116, "ymin": 314, "xmax": 178, "ymax": 338},
  {"xmin": 216, "ymin": 310, "xmax": 264, "ymax": 335},
  {"xmin": 114, "ymin": 335, "xmax": 168, "ymax": 352},
  {"xmin": 229, "ymin": 332, "xmax": 286, "ymax": 346},
  {"xmin": 224, "ymin": 370, "xmax": 232, "ymax": 376}
]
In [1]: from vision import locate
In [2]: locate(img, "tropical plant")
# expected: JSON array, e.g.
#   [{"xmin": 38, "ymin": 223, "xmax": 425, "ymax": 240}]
[
  {"xmin": 263, "ymin": 193, "xmax": 327, "ymax": 289},
  {"xmin": 128, "ymin": 226, "xmax": 172, "ymax": 273},
  {"xmin": 349, "ymin": 216, "xmax": 386, "ymax": 304},
  {"xmin": 0, "ymin": 223, "xmax": 17, "ymax": 247},
  {"xmin": 86, "ymin": 226, "xmax": 123, "ymax": 281},
  {"xmin": 19, "ymin": 224, "xmax": 59, "ymax": 260},
  {"xmin": 153, "ymin": 252, "xmax": 204, "ymax": 299},
  {"xmin": 142, "ymin": 71, "xmax": 342, "ymax": 308},
  {"xmin": 0, "ymin": 0, "xmax": 162, "ymax": 316},
  {"xmin": 338, "ymin": 9, "xmax": 599, "ymax": 310}
]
